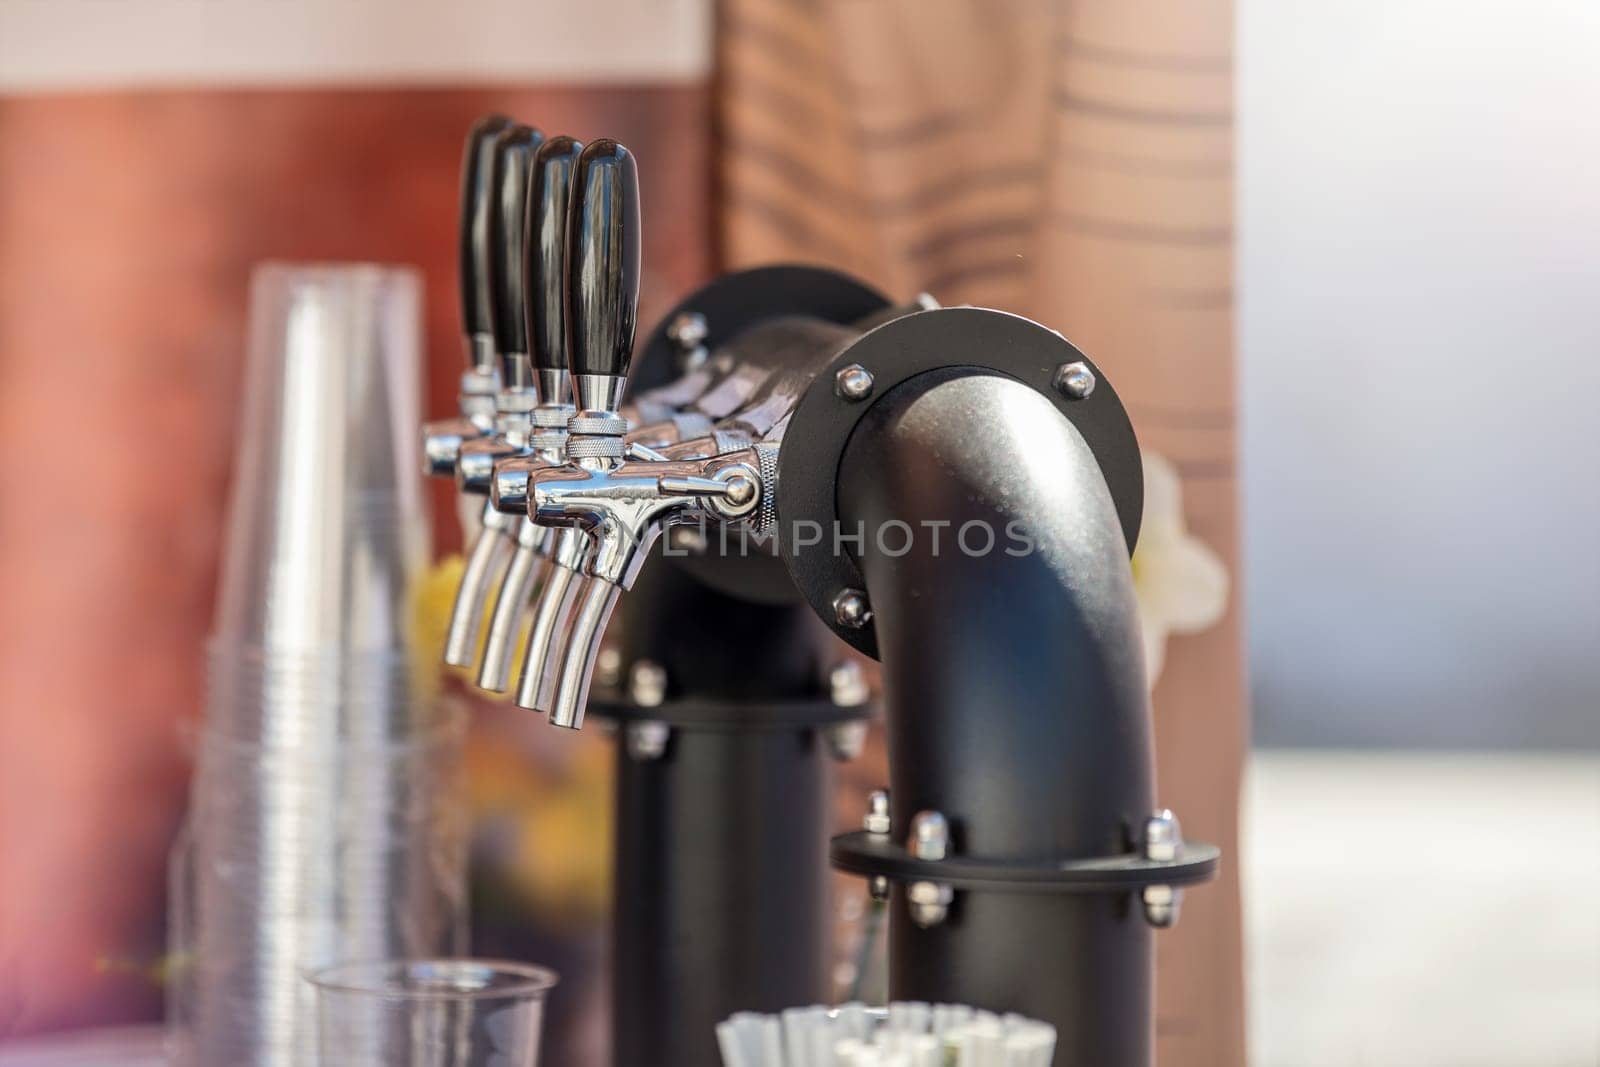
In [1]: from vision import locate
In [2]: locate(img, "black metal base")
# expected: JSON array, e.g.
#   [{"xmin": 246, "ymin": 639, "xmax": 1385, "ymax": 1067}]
[
  {"xmin": 600, "ymin": 554, "xmax": 864, "ymax": 1067},
  {"xmin": 610, "ymin": 716, "xmax": 835, "ymax": 1067}
]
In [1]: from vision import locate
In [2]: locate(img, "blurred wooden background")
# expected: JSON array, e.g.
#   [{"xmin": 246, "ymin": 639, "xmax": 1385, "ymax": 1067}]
[{"xmin": 718, "ymin": 3, "xmax": 1243, "ymax": 1062}]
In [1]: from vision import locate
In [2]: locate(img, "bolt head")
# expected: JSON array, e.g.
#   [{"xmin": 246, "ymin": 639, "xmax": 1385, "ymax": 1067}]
[
  {"xmin": 833, "ymin": 589, "xmax": 873, "ymax": 629},
  {"xmin": 829, "ymin": 660, "xmax": 870, "ymax": 707},
  {"xmin": 869, "ymin": 875, "xmax": 890, "ymax": 902},
  {"xmin": 1144, "ymin": 809, "xmax": 1182, "ymax": 862},
  {"xmin": 628, "ymin": 660, "xmax": 668, "ymax": 709},
  {"xmin": 594, "ymin": 645, "xmax": 623, "ymax": 690},
  {"xmin": 625, "ymin": 719, "xmax": 671, "ymax": 761},
  {"xmin": 667, "ymin": 311, "xmax": 709, "ymax": 350},
  {"xmin": 864, "ymin": 789, "xmax": 891, "ymax": 834},
  {"xmin": 908, "ymin": 811, "xmax": 949, "ymax": 861},
  {"xmin": 1143, "ymin": 884, "xmax": 1183, "ymax": 928},
  {"xmin": 907, "ymin": 880, "xmax": 953, "ymax": 928},
  {"xmin": 824, "ymin": 721, "xmax": 869, "ymax": 762},
  {"xmin": 1054, "ymin": 360, "xmax": 1097, "ymax": 399},
  {"xmin": 834, "ymin": 363, "xmax": 875, "ymax": 401}
]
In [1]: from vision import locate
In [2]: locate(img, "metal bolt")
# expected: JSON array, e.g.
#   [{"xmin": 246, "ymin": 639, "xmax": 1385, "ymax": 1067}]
[
  {"xmin": 834, "ymin": 363, "xmax": 875, "ymax": 401},
  {"xmin": 908, "ymin": 810, "xmax": 949, "ymax": 861},
  {"xmin": 863, "ymin": 789, "xmax": 891, "ymax": 835},
  {"xmin": 823, "ymin": 720, "xmax": 868, "ymax": 762},
  {"xmin": 594, "ymin": 645, "xmax": 623, "ymax": 690},
  {"xmin": 869, "ymin": 875, "xmax": 890, "ymax": 902},
  {"xmin": 667, "ymin": 311, "xmax": 708, "ymax": 351},
  {"xmin": 1142, "ymin": 884, "xmax": 1180, "ymax": 929},
  {"xmin": 625, "ymin": 719, "xmax": 671, "ymax": 761},
  {"xmin": 907, "ymin": 880, "xmax": 953, "ymax": 928},
  {"xmin": 1142, "ymin": 808, "xmax": 1184, "ymax": 928},
  {"xmin": 905, "ymin": 810, "xmax": 953, "ymax": 926},
  {"xmin": 1144, "ymin": 809, "xmax": 1180, "ymax": 861},
  {"xmin": 833, "ymin": 589, "xmax": 873, "ymax": 629},
  {"xmin": 1053, "ymin": 360, "xmax": 1096, "ymax": 399},
  {"xmin": 628, "ymin": 660, "xmax": 668, "ymax": 709},
  {"xmin": 829, "ymin": 660, "xmax": 871, "ymax": 707}
]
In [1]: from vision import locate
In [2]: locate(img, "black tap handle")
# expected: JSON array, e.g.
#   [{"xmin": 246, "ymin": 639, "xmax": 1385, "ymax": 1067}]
[
  {"xmin": 458, "ymin": 114, "xmax": 512, "ymax": 347},
  {"xmin": 565, "ymin": 139, "xmax": 641, "ymax": 387},
  {"xmin": 489, "ymin": 124, "xmax": 545, "ymax": 385},
  {"xmin": 525, "ymin": 135, "xmax": 585, "ymax": 375}
]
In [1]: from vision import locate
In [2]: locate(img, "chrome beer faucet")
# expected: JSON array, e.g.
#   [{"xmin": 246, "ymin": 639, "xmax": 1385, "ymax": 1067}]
[
  {"xmin": 514, "ymin": 138, "xmax": 641, "ymax": 728},
  {"xmin": 442, "ymin": 123, "xmax": 545, "ymax": 669},
  {"xmin": 484, "ymin": 142, "xmax": 766, "ymax": 707},
  {"xmin": 531, "ymin": 449, "xmax": 768, "ymax": 724},
  {"xmin": 467, "ymin": 132, "xmax": 766, "ymax": 691},
  {"xmin": 507, "ymin": 140, "xmax": 785, "ymax": 729},
  {"xmin": 474, "ymin": 134, "xmax": 585, "ymax": 692},
  {"xmin": 420, "ymin": 114, "xmax": 510, "ymax": 501}
]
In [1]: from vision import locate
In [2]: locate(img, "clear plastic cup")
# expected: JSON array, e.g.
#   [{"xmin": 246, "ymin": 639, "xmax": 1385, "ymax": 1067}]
[{"xmin": 309, "ymin": 959, "xmax": 558, "ymax": 1067}]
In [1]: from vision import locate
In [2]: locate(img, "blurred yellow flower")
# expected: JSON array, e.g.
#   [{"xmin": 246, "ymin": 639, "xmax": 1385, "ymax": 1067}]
[
  {"xmin": 464, "ymin": 724, "xmax": 613, "ymax": 919},
  {"xmin": 412, "ymin": 554, "xmax": 532, "ymax": 700}
]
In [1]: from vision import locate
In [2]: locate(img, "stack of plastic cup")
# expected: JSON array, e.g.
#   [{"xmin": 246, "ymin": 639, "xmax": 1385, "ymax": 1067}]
[{"xmin": 169, "ymin": 264, "xmax": 467, "ymax": 1067}]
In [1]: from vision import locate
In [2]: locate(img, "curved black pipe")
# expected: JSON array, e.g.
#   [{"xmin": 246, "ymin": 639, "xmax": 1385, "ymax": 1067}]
[{"xmin": 837, "ymin": 368, "xmax": 1156, "ymax": 1063}]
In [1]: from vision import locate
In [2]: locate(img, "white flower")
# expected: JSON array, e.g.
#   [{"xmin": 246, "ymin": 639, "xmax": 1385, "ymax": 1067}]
[{"xmin": 1131, "ymin": 451, "xmax": 1229, "ymax": 689}]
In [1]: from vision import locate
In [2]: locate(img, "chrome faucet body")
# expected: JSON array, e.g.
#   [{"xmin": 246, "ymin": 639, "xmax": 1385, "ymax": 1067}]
[{"xmin": 518, "ymin": 319, "xmax": 868, "ymax": 726}]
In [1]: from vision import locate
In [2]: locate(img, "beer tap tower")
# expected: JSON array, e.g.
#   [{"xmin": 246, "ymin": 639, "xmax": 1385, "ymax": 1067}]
[{"xmin": 427, "ymin": 120, "xmax": 1219, "ymax": 1067}]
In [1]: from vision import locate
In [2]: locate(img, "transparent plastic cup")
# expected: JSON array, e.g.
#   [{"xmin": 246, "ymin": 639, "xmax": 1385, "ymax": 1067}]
[{"xmin": 309, "ymin": 960, "xmax": 558, "ymax": 1067}]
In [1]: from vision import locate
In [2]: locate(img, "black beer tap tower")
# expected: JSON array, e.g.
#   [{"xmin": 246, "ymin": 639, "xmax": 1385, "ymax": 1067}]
[{"xmin": 426, "ymin": 118, "xmax": 1220, "ymax": 1067}]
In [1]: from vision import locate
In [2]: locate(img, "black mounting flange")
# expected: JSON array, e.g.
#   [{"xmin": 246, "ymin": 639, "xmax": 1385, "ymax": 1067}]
[
  {"xmin": 830, "ymin": 830, "xmax": 1218, "ymax": 893},
  {"xmin": 774, "ymin": 306, "xmax": 1145, "ymax": 659}
]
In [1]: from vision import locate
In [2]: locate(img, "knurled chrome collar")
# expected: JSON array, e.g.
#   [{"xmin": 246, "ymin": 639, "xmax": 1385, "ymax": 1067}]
[
  {"xmin": 567, "ymin": 413, "xmax": 629, "ymax": 436},
  {"xmin": 531, "ymin": 405, "xmax": 573, "ymax": 429},
  {"xmin": 567, "ymin": 436, "xmax": 625, "ymax": 460},
  {"xmin": 531, "ymin": 430, "xmax": 567, "ymax": 454},
  {"xmin": 711, "ymin": 428, "xmax": 750, "ymax": 455},
  {"xmin": 752, "ymin": 442, "xmax": 781, "ymax": 535}
]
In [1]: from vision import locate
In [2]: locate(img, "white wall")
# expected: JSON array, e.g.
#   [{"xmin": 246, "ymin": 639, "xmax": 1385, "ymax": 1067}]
[{"xmin": 1239, "ymin": 0, "xmax": 1600, "ymax": 746}]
